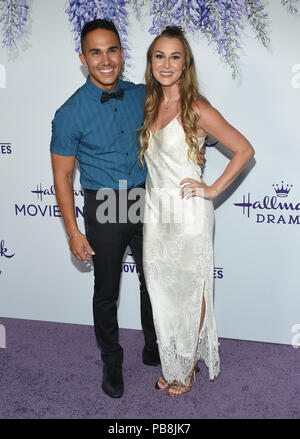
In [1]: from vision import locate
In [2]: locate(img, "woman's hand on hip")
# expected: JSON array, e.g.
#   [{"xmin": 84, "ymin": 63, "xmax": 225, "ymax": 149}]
[{"xmin": 179, "ymin": 178, "xmax": 218, "ymax": 200}]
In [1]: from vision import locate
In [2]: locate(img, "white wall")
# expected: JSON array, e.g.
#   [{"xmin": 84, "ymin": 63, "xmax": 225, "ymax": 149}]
[{"xmin": 0, "ymin": 0, "xmax": 299, "ymax": 345}]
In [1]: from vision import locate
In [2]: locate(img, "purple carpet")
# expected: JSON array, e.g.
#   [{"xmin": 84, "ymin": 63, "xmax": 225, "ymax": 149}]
[{"xmin": 0, "ymin": 317, "xmax": 299, "ymax": 419}]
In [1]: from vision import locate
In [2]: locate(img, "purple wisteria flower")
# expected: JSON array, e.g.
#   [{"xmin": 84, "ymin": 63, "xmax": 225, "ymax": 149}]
[
  {"xmin": 149, "ymin": 0, "xmax": 174, "ymax": 34},
  {"xmin": 1, "ymin": 1, "xmax": 295, "ymax": 76},
  {"xmin": 245, "ymin": 0, "xmax": 270, "ymax": 48},
  {"xmin": 202, "ymin": 0, "xmax": 245, "ymax": 78},
  {"xmin": 0, "ymin": 0, "xmax": 29, "ymax": 49},
  {"xmin": 147, "ymin": 0, "xmax": 272, "ymax": 78},
  {"xmin": 148, "ymin": 0, "xmax": 245, "ymax": 78},
  {"xmin": 148, "ymin": 0, "xmax": 208, "ymax": 34},
  {"xmin": 63, "ymin": 0, "xmax": 300, "ymax": 78},
  {"xmin": 281, "ymin": 0, "xmax": 299, "ymax": 14},
  {"xmin": 129, "ymin": 0, "xmax": 145, "ymax": 21},
  {"xmin": 65, "ymin": 0, "xmax": 130, "ymax": 60}
]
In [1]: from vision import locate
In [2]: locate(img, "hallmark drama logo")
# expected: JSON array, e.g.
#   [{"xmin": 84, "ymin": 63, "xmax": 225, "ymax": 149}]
[
  {"xmin": 234, "ymin": 181, "xmax": 299, "ymax": 225},
  {"xmin": 15, "ymin": 183, "xmax": 84, "ymax": 218}
]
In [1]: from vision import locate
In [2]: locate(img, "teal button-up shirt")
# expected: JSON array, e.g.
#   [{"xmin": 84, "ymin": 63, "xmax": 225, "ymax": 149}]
[{"xmin": 50, "ymin": 76, "xmax": 147, "ymax": 190}]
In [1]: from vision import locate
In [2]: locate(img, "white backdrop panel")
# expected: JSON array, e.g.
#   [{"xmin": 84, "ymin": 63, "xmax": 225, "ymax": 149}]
[{"xmin": 0, "ymin": 0, "xmax": 299, "ymax": 346}]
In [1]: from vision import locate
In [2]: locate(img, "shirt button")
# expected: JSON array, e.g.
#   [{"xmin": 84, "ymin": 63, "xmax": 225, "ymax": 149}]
[
  {"xmin": 115, "ymin": 108, "xmax": 117, "ymax": 112},
  {"xmin": 126, "ymin": 152, "xmax": 128, "ymax": 156},
  {"xmin": 129, "ymin": 172, "xmax": 131, "ymax": 176},
  {"xmin": 121, "ymin": 130, "xmax": 124, "ymax": 134}
]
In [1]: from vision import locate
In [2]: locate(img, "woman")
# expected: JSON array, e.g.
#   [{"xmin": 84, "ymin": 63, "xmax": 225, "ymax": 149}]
[{"xmin": 139, "ymin": 26, "xmax": 254, "ymax": 396}]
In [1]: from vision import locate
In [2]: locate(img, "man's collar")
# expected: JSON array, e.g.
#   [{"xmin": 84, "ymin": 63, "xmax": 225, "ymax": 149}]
[{"xmin": 85, "ymin": 76, "xmax": 122, "ymax": 100}]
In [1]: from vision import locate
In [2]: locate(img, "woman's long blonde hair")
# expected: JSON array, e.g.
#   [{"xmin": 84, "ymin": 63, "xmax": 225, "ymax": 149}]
[{"xmin": 139, "ymin": 26, "xmax": 208, "ymax": 165}]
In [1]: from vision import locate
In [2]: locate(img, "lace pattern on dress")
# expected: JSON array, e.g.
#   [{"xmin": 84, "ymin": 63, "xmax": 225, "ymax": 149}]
[{"xmin": 158, "ymin": 325, "xmax": 220, "ymax": 385}]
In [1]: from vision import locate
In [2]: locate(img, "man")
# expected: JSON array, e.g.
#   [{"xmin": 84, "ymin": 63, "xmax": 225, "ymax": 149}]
[{"xmin": 50, "ymin": 19, "xmax": 160, "ymax": 399}]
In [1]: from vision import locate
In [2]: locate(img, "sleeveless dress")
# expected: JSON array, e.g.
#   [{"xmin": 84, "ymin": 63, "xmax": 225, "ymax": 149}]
[{"xmin": 142, "ymin": 114, "xmax": 220, "ymax": 385}]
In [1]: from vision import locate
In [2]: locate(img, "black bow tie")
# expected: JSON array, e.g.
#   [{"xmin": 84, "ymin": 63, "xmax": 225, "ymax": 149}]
[{"xmin": 100, "ymin": 88, "xmax": 124, "ymax": 103}]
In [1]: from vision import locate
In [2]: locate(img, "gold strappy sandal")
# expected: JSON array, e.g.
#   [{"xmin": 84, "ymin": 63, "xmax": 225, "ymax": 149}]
[
  {"xmin": 155, "ymin": 375, "xmax": 169, "ymax": 391},
  {"xmin": 167, "ymin": 369, "xmax": 197, "ymax": 397}
]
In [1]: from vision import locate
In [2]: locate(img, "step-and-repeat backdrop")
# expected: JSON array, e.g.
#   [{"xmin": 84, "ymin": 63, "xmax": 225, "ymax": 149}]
[{"xmin": 1, "ymin": 0, "xmax": 299, "ymax": 346}]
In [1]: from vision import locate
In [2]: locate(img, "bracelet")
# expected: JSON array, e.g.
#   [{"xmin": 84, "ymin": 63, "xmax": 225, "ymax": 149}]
[
  {"xmin": 211, "ymin": 185, "xmax": 219, "ymax": 195},
  {"xmin": 68, "ymin": 231, "xmax": 81, "ymax": 241}
]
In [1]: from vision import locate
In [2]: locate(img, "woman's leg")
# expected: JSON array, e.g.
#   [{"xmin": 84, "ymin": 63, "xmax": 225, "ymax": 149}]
[{"xmin": 168, "ymin": 295, "xmax": 206, "ymax": 395}]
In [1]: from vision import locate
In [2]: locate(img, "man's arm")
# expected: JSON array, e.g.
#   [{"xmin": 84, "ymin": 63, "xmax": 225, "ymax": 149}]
[
  {"xmin": 196, "ymin": 146, "xmax": 206, "ymax": 168},
  {"xmin": 51, "ymin": 153, "xmax": 95, "ymax": 261}
]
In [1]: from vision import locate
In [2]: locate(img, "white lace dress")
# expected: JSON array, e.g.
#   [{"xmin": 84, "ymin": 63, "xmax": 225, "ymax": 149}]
[{"xmin": 143, "ymin": 114, "xmax": 220, "ymax": 385}]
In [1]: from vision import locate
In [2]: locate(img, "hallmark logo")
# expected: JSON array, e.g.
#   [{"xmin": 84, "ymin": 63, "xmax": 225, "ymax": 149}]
[
  {"xmin": 15, "ymin": 183, "xmax": 83, "ymax": 218},
  {"xmin": 234, "ymin": 181, "xmax": 299, "ymax": 225},
  {"xmin": 31, "ymin": 183, "xmax": 83, "ymax": 202},
  {"xmin": 272, "ymin": 181, "xmax": 292, "ymax": 197},
  {"xmin": 0, "ymin": 240, "xmax": 15, "ymax": 259},
  {"xmin": 0, "ymin": 142, "xmax": 12, "ymax": 155}
]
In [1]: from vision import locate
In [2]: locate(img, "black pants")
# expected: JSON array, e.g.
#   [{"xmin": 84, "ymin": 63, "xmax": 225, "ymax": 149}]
[{"xmin": 83, "ymin": 186, "xmax": 157, "ymax": 365}]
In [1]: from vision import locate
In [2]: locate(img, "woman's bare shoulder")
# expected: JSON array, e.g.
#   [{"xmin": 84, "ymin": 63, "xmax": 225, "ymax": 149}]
[
  {"xmin": 192, "ymin": 97, "xmax": 212, "ymax": 115},
  {"xmin": 190, "ymin": 98, "xmax": 212, "ymax": 136}
]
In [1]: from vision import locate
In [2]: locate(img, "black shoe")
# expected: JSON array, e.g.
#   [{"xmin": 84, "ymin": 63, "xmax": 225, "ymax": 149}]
[
  {"xmin": 102, "ymin": 363, "xmax": 124, "ymax": 398},
  {"xmin": 142, "ymin": 345, "xmax": 161, "ymax": 366}
]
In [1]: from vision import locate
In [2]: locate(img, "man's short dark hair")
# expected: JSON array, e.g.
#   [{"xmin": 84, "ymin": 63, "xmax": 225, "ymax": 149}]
[{"xmin": 81, "ymin": 19, "xmax": 121, "ymax": 52}]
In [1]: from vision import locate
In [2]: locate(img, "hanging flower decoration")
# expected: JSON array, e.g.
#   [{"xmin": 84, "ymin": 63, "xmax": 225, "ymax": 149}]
[
  {"xmin": 0, "ymin": 0, "xmax": 29, "ymax": 51},
  {"xmin": 147, "ymin": 0, "xmax": 270, "ymax": 78},
  {"xmin": 65, "ymin": 0, "xmax": 300, "ymax": 77},
  {"xmin": 129, "ymin": 0, "xmax": 145, "ymax": 21},
  {"xmin": 0, "ymin": 0, "xmax": 299, "ymax": 78},
  {"xmin": 65, "ymin": 0, "xmax": 130, "ymax": 59},
  {"xmin": 65, "ymin": 0, "xmax": 101, "ymax": 53},
  {"xmin": 281, "ymin": 0, "xmax": 299, "ymax": 14},
  {"xmin": 201, "ymin": 0, "xmax": 246, "ymax": 79},
  {"xmin": 244, "ymin": 0, "xmax": 270, "ymax": 49}
]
